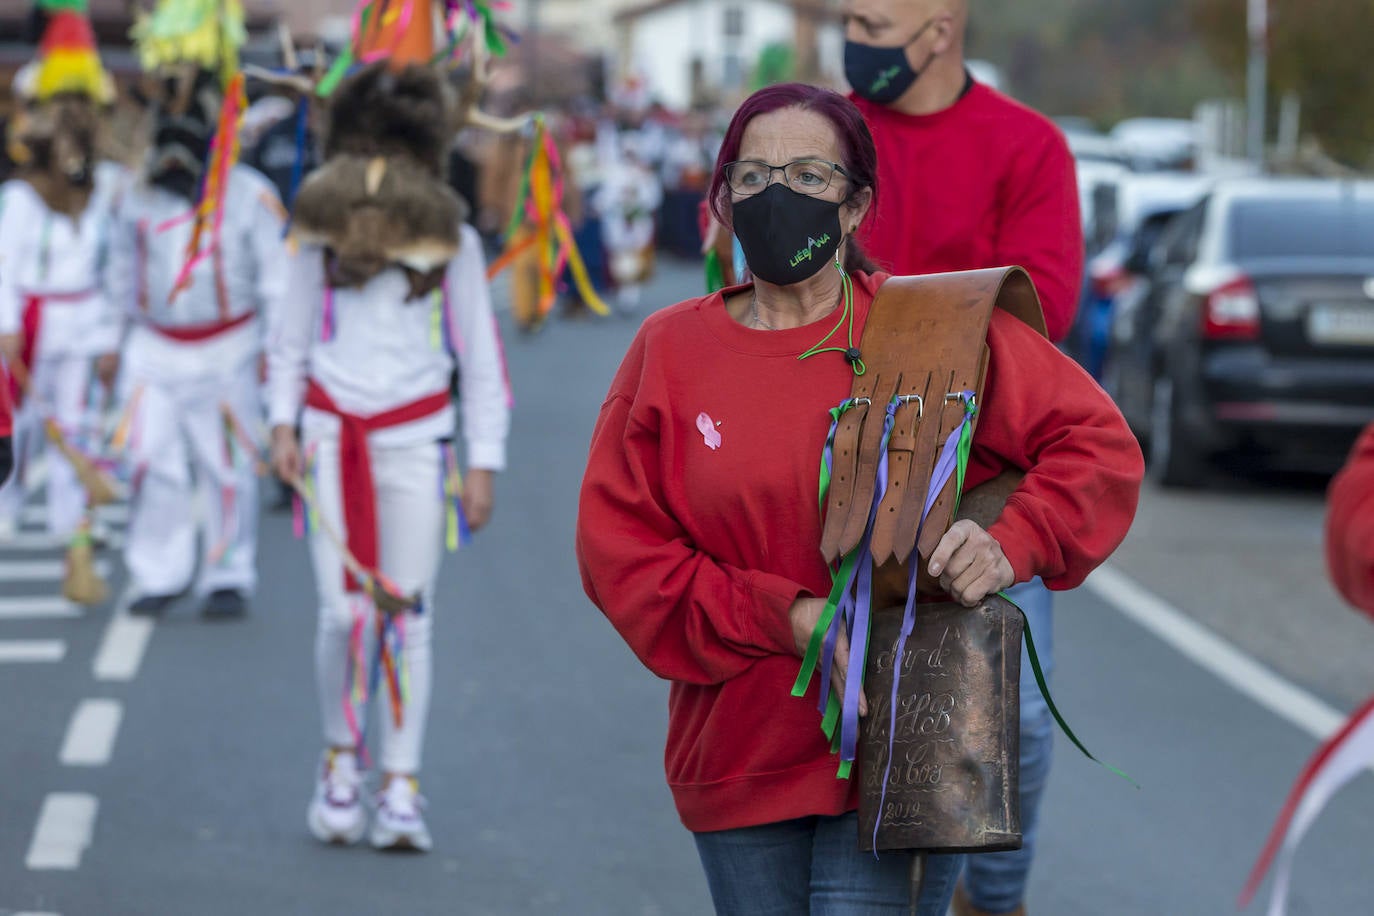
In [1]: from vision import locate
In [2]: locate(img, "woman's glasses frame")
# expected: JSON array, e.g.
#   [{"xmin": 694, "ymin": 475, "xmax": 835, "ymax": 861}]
[{"xmin": 723, "ymin": 158, "xmax": 852, "ymax": 197}]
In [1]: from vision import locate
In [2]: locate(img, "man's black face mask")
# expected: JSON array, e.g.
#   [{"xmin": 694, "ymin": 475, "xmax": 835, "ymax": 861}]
[{"xmin": 148, "ymin": 69, "xmax": 221, "ymax": 201}]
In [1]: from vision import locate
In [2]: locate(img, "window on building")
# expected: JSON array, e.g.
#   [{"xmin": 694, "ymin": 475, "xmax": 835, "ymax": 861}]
[{"xmin": 723, "ymin": 5, "xmax": 745, "ymax": 37}]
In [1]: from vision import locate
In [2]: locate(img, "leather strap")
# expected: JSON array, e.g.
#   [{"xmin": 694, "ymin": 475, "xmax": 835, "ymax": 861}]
[{"xmin": 819, "ymin": 267, "xmax": 1047, "ymax": 567}]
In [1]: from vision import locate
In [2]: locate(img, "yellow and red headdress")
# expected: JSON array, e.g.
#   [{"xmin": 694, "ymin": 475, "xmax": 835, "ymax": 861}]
[{"xmin": 31, "ymin": 0, "xmax": 113, "ymax": 105}]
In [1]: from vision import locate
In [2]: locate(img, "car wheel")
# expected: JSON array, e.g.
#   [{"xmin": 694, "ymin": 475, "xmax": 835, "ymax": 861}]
[{"xmin": 1148, "ymin": 374, "xmax": 1205, "ymax": 487}]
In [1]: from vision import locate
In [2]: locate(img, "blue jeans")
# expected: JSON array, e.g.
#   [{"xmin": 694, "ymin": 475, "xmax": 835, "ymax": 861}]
[
  {"xmin": 694, "ymin": 812, "xmax": 961, "ymax": 915},
  {"xmin": 957, "ymin": 578, "xmax": 1055, "ymax": 913}
]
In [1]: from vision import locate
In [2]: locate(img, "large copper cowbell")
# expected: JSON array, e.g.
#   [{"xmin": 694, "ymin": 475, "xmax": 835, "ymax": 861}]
[{"xmin": 819, "ymin": 268, "xmax": 1047, "ymax": 854}]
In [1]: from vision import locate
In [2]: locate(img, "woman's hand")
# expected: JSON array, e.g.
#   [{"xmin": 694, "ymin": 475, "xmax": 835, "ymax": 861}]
[
  {"xmin": 270, "ymin": 425, "xmax": 301, "ymax": 484},
  {"xmin": 788, "ymin": 596, "xmax": 868, "ymax": 717},
  {"xmin": 927, "ymin": 520, "xmax": 1015, "ymax": 607},
  {"xmin": 462, "ymin": 468, "xmax": 495, "ymax": 532}
]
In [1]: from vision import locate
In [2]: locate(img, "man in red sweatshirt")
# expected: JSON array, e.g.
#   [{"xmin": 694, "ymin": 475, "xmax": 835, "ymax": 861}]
[{"xmin": 843, "ymin": 2, "xmax": 1083, "ymax": 914}]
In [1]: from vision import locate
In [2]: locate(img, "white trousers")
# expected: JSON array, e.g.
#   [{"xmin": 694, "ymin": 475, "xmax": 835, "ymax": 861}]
[
  {"xmin": 122, "ymin": 365, "xmax": 260, "ymax": 596},
  {"xmin": 306, "ymin": 434, "xmax": 443, "ymax": 775},
  {"xmin": 0, "ymin": 353, "xmax": 95, "ymax": 538}
]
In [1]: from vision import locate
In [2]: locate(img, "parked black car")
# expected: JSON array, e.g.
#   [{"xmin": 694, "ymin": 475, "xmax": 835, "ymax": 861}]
[{"xmin": 1104, "ymin": 178, "xmax": 1374, "ymax": 485}]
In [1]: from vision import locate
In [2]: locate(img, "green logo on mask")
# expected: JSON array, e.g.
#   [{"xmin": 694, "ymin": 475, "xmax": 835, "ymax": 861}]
[
  {"xmin": 870, "ymin": 65, "xmax": 902, "ymax": 93},
  {"xmin": 789, "ymin": 233, "xmax": 833, "ymax": 269}
]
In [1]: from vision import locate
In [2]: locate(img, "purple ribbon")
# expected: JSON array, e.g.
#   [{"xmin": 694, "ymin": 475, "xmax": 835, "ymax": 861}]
[
  {"xmin": 836, "ymin": 400, "xmax": 897, "ymax": 763},
  {"xmin": 872, "ymin": 392, "xmax": 976, "ymax": 851}
]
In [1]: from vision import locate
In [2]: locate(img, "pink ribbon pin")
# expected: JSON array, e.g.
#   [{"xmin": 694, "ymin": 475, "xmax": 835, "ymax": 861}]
[{"xmin": 696, "ymin": 412, "xmax": 722, "ymax": 450}]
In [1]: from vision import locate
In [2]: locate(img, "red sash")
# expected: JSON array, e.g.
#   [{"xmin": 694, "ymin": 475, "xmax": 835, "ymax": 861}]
[
  {"xmin": 12, "ymin": 289, "xmax": 94, "ymax": 406},
  {"xmin": 305, "ymin": 379, "xmax": 450, "ymax": 592},
  {"xmin": 148, "ymin": 311, "xmax": 254, "ymax": 342}
]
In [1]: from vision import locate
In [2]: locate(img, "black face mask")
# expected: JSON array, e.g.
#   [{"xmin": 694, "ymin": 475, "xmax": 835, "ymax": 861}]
[
  {"xmin": 148, "ymin": 70, "xmax": 221, "ymax": 201},
  {"xmin": 732, "ymin": 183, "xmax": 844, "ymax": 286},
  {"xmin": 845, "ymin": 18, "xmax": 936, "ymax": 104}
]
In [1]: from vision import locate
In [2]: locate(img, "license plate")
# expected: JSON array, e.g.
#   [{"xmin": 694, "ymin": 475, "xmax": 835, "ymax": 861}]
[{"xmin": 1307, "ymin": 303, "xmax": 1374, "ymax": 345}]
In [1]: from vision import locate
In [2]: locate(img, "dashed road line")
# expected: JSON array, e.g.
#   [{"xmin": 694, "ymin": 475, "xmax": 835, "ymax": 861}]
[
  {"xmin": 0, "ymin": 597, "xmax": 81, "ymax": 621},
  {"xmin": 25, "ymin": 793, "xmax": 98, "ymax": 870},
  {"xmin": 0, "ymin": 641, "xmax": 66, "ymax": 663},
  {"xmin": 92, "ymin": 593, "xmax": 151, "ymax": 682},
  {"xmin": 1086, "ymin": 565, "xmax": 1344, "ymax": 740},
  {"xmin": 0, "ymin": 533, "xmax": 123, "ymax": 552},
  {"xmin": 59, "ymin": 700, "xmax": 123, "ymax": 767},
  {"xmin": 0, "ymin": 559, "xmax": 112, "ymax": 582},
  {"xmin": 21, "ymin": 504, "xmax": 128, "ymax": 527}
]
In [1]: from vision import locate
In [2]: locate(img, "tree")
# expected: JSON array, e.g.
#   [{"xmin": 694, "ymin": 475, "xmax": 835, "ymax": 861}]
[
  {"xmin": 966, "ymin": 0, "xmax": 1229, "ymax": 127},
  {"xmin": 1192, "ymin": 0, "xmax": 1374, "ymax": 167}
]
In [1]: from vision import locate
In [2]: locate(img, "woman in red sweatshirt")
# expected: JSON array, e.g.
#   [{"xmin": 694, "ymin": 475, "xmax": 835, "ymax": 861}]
[
  {"xmin": 0, "ymin": 360, "xmax": 11, "ymax": 485},
  {"xmin": 576, "ymin": 84, "xmax": 1143, "ymax": 916},
  {"xmin": 1326, "ymin": 422, "xmax": 1374, "ymax": 619}
]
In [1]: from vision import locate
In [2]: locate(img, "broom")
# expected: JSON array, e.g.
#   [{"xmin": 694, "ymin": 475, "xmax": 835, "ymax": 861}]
[
  {"xmin": 62, "ymin": 516, "xmax": 107, "ymax": 606},
  {"xmin": 5, "ymin": 353, "xmax": 115, "ymax": 605},
  {"xmin": 7, "ymin": 353, "xmax": 121, "ymax": 506},
  {"xmin": 287, "ymin": 474, "xmax": 420, "ymax": 615}
]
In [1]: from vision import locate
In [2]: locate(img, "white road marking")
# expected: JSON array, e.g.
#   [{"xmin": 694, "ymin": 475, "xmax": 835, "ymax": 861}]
[
  {"xmin": 1086, "ymin": 565, "xmax": 1344, "ymax": 740},
  {"xmin": 92, "ymin": 591, "xmax": 152, "ymax": 682},
  {"xmin": 59, "ymin": 699, "xmax": 123, "ymax": 767},
  {"xmin": 0, "ymin": 597, "xmax": 81, "ymax": 620},
  {"xmin": 14, "ymin": 911, "xmax": 63, "ymax": 916},
  {"xmin": 21, "ymin": 503, "xmax": 128, "ymax": 528},
  {"xmin": 0, "ymin": 532, "xmax": 123, "ymax": 552},
  {"xmin": 0, "ymin": 640, "xmax": 66, "ymax": 663},
  {"xmin": 0, "ymin": 559, "xmax": 112, "ymax": 581},
  {"xmin": 25, "ymin": 793, "xmax": 98, "ymax": 870}
]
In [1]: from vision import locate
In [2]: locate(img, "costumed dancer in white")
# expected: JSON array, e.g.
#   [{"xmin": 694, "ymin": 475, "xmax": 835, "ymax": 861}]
[
  {"xmin": 267, "ymin": 5, "xmax": 511, "ymax": 852},
  {"xmin": 105, "ymin": 0, "xmax": 283, "ymax": 617},
  {"xmin": 597, "ymin": 136, "xmax": 662, "ymax": 312},
  {"xmin": 0, "ymin": 4, "xmax": 124, "ymax": 541}
]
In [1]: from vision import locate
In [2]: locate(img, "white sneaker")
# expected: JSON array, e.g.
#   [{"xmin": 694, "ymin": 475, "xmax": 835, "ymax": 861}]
[
  {"xmin": 370, "ymin": 776, "xmax": 432, "ymax": 852},
  {"xmin": 307, "ymin": 750, "xmax": 366, "ymax": 845}
]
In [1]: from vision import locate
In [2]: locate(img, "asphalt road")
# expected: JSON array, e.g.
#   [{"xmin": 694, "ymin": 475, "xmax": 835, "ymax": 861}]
[{"xmin": 1, "ymin": 258, "xmax": 1371, "ymax": 915}]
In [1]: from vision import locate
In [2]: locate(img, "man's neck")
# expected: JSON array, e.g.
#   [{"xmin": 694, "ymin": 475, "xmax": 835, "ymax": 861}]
[{"xmin": 885, "ymin": 58, "xmax": 971, "ymax": 117}]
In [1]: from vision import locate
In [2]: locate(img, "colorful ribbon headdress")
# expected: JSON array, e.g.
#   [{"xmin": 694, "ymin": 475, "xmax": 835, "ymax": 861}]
[
  {"xmin": 131, "ymin": 0, "xmax": 246, "ymax": 85},
  {"xmin": 132, "ymin": 0, "xmax": 249, "ymax": 300}
]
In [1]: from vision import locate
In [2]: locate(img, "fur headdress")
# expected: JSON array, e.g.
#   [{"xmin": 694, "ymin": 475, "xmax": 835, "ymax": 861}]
[{"xmin": 289, "ymin": 1, "xmax": 525, "ymax": 294}]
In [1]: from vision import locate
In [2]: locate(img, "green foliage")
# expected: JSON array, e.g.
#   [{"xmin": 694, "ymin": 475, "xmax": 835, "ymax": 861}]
[
  {"xmin": 966, "ymin": 0, "xmax": 1229, "ymax": 126},
  {"xmin": 751, "ymin": 42, "xmax": 796, "ymax": 91},
  {"xmin": 1192, "ymin": 0, "xmax": 1374, "ymax": 167},
  {"xmin": 965, "ymin": 0, "xmax": 1372, "ymax": 167}
]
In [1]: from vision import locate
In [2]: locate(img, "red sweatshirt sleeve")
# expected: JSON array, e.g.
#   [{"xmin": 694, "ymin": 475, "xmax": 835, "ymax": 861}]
[
  {"xmin": 978, "ymin": 311, "xmax": 1143, "ymax": 588},
  {"xmin": 577, "ymin": 385, "xmax": 810, "ymax": 687},
  {"xmin": 1325, "ymin": 423, "xmax": 1374, "ymax": 620},
  {"xmin": 993, "ymin": 127, "xmax": 1083, "ymax": 342}
]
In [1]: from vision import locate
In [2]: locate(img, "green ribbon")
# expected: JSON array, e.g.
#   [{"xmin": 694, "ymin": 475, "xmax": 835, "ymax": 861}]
[
  {"xmin": 999, "ymin": 590, "xmax": 1139, "ymax": 789},
  {"xmin": 949, "ymin": 396, "xmax": 976, "ymax": 518},
  {"xmin": 703, "ymin": 249, "xmax": 724, "ymax": 294},
  {"xmin": 792, "ymin": 550, "xmax": 858, "ymax": 698}
]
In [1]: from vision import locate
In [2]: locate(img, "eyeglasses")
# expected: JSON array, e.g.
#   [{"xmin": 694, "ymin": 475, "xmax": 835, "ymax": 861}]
[{"xmin": 723, "ymin": 159, "xmax": 851, "ymax": 197}]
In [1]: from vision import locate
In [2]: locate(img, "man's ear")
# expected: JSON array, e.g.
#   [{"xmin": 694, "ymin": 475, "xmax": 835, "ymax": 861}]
[{"xmin": 929, "ymin": 12, "xmax": 958, "ymax": 54}]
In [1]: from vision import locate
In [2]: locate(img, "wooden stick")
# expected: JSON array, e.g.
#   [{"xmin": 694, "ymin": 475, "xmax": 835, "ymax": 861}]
[
  {"xmin": 5, "ymin": 350, "xmax": 120, "ymax": 506},
  {"xmin": 287, "ymin": 474, "xmax": 420, "ymax": 614}
]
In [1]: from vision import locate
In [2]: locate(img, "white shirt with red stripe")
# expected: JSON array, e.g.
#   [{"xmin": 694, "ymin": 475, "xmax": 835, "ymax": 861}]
[
  {"xmin": 0, "ymin": 162, "xmax": 128, "ymax": 359},
  {"xmin": 105, "ymin": 165, "xmax": 288, "ymax": 383},
  {"xmin": 267, "ymin": 224, "xmax": 509, "ymax": 471}
]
